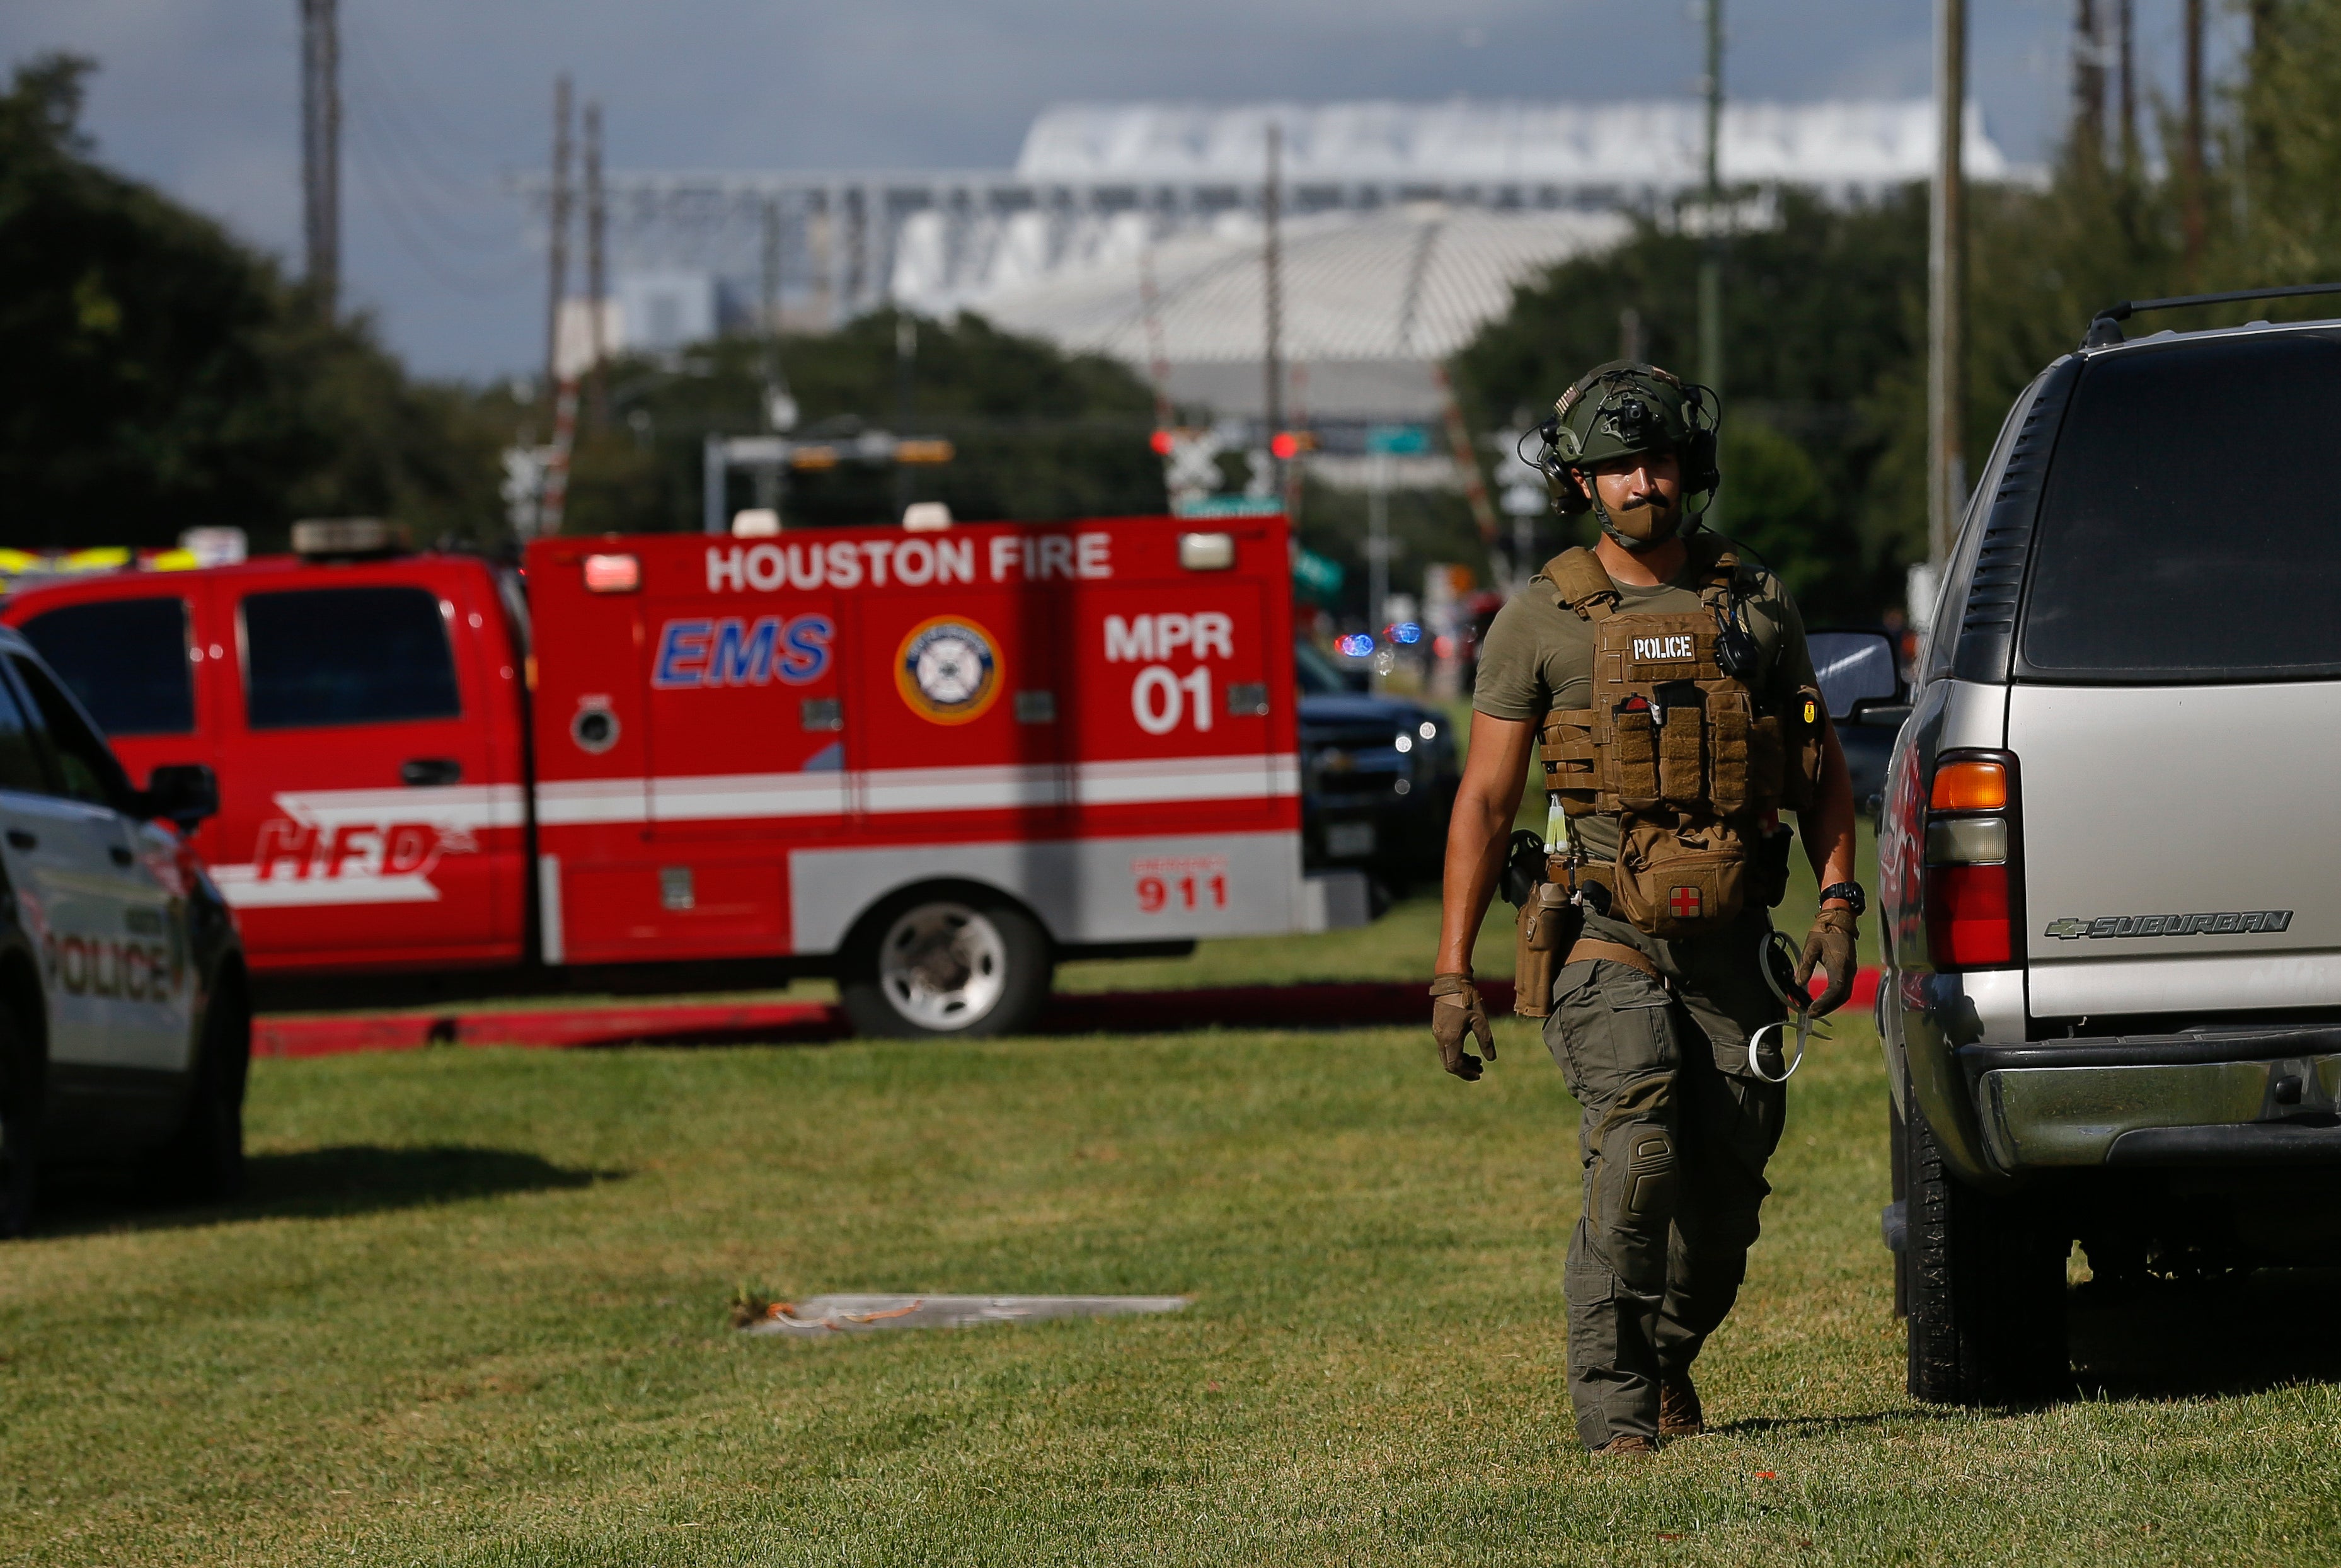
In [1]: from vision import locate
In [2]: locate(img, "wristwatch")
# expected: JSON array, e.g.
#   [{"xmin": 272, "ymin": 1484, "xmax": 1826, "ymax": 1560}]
[{"xmin": 1819, "ymin": 881, "xmax": 1866, "ymax": 915}]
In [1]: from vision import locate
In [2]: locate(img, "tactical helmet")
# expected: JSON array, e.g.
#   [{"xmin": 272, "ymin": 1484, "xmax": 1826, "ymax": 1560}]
[{"xmin": 1534, "ymin": 361, "xmax": 1722, "ymax": 541}]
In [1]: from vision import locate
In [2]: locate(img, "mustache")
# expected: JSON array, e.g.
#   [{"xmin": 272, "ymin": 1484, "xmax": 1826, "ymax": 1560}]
[{"xmin": 1615, "ymin": 491, "xmax": 1674, "ymax": 512}]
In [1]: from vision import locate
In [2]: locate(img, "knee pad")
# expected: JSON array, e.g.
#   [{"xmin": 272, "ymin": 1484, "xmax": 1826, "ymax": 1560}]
[{"xmin": 1623, "ymin": 1130, "xmax": 1677, "ymax": 1218}]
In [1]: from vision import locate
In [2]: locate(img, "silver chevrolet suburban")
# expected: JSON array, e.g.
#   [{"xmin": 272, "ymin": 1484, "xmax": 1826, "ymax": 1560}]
[{"xmin": 1879, "ymin": 287, "xmax": 2341, "ymax": 1404}]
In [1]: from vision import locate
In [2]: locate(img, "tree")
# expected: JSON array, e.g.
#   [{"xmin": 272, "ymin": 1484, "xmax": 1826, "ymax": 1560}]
[
  {"xmin": 0, "ymin": 55, "xmax": 499, "ymax": 549},
  {"xmin": 563, "ymin": 309, "xmax": 1166, "ymax": 534},
  {"xmin": 1451, "ymin": 189, "xmax": 1927, "ymax": 621}
]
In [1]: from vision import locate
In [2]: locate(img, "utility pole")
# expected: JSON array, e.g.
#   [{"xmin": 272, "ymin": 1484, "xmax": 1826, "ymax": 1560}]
[
  {"xmin": 2183, "ymin": 0, "xmax": 2207, "ymax": 280},
  {"xmin": 894, "ymin": 314, "xmax": 917, "ymax": 522},
  {"xmin": 1263, "ymin": 119, "xmax": 1285, "ymax": 501},
  {"xmin": 543, "ymin": 76, "xmax": 573, "ymax": 404},
  {"xmin": 1698, "ymin": 0, "xmax": 1725, "ymax": 527},
  {"xmin": 2073, "ymin": 0, "xmax": 2106, "ymax": 172},
  {"xmin": 299, "ymin": 0, "xmax": 340, "ymax": 311},
  {"xmin": 761, "ymin": 198, "xmax": 783, "ymax": 338},
  {"xmin": 1929, "ymin": 0, "xmax": 1967, "ymax": 571},
  {"xmin": 2116, "ymin": 0, "xmax": 2138, "ymax": 173},
  {"xmin": 584, "ymin": 98, "xmax": 607, "ymax": 433}
]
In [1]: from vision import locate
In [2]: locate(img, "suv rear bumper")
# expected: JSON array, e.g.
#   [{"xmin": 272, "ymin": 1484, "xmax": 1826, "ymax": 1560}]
[{"xmin": 1962, "ymin": 1026, "xmax": 2341, "ymax": 1168}]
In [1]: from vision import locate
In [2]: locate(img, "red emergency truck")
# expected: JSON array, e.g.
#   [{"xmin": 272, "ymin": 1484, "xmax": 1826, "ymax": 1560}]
[{"xmin": 1, "ymin": 516, "xmax": 1368, "ymax": 1035}]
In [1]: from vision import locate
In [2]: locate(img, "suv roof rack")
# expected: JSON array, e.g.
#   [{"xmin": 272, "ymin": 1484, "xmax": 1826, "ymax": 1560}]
[{"xmin": 2084, "ymin": 281, "xmax": 2341, "ymax": 347}]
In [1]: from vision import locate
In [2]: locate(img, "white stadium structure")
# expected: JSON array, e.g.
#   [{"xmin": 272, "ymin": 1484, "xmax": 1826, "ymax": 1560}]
[{"xmin": 585, "ymin": 100, "xmax": 2016, "ymax": 421}]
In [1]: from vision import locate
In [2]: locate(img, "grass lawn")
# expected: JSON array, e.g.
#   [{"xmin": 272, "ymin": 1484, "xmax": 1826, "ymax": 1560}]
[{"xmin": 8, "ymin": 1002, "xmax": 2341, "ymax": 1564}]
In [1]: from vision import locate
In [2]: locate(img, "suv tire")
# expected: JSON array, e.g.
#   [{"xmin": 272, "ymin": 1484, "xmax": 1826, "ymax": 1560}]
[
  {"xmin": 149, "ymin": 985, "xmax": 249, "ymax": 1203},
  {"xmin": 0, "ymin": 998, "xmax": 37, "ymax": 1239},
  {"xmin": 840, "ymin": 891, "xmax": 1051, "ymax": 1039},
  {"xmin": 1904, "ymin": 1073, "xmax": 2069, "ymax": 1405}
]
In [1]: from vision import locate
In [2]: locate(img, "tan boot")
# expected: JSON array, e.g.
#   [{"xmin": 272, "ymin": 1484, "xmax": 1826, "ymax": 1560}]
[
  {"xmin": 1658, "ymin": 1371, "xmax": 1705, "ymax": 1439},
  {"xmin": 1591, "ymin": 1434, "xmax": 1657, "ymax": 1456}
]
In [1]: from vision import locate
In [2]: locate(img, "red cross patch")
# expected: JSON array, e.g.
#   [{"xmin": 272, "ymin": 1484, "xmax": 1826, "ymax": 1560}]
[{"xmin": 1670, "ymin": 885, "xmax": 1703, "ymax": 920}]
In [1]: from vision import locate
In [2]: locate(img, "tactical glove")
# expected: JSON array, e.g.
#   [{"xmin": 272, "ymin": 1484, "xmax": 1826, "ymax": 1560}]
[
  {"xmin": 1429, "ymin": 972, "xmax": 1496, "ymax": 1080},
  {"xmin": 1794, "ymin": 906, "xmax": 1860, "ymax": 1018}
]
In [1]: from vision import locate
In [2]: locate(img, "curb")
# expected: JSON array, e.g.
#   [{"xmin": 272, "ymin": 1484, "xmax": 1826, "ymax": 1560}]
[{"xmin": 255, "ymin": 967, "xmax": 1882, "ymax": 1059}]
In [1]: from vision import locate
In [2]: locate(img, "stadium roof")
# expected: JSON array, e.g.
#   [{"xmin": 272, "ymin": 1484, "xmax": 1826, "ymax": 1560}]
[
  {"xmin": 956, "ymin": 203, "xmax": 1627, "ymax": 418},
  {"xmin": 1015, "ymin": 99, "xmax": 2014, "ymax": 193}
]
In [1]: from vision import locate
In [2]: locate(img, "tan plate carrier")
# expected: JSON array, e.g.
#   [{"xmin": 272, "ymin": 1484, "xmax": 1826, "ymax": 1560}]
[{"xmin": 1512, "ymin": 537, "xmax": 1823, "ymax": 1016}]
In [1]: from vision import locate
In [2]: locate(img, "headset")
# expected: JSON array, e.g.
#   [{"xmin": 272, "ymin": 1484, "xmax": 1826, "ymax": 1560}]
[{"xmin": 1522, "ymin": 366, "xmax": 1723, "ymax": 519}]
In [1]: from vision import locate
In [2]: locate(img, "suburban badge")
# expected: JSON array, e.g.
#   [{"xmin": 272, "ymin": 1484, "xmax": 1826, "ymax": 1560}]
[{"xmin": 2044, "ymin": 910, "xmax": 2294, "ymax": 940}]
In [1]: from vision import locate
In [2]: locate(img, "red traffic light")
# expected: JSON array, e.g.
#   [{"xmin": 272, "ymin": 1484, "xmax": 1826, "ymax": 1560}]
[
  {"xmin": 1149, "ymin": 429, "xmax": 1175, "ymax": 456},
  {"xmin": 1270, "ymin": 432, "xmax": 1300, "ymax": 460}
]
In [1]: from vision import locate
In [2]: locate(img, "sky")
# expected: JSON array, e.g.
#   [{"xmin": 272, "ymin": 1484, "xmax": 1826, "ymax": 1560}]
[{"xmin": 0, "ymin": 1, "xmax": 2243, "ymax": 382}]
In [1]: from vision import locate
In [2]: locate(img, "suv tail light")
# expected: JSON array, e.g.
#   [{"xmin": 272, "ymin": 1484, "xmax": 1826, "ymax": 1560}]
[{"xmin": 1923, "ymin": 750, "xmax": 2022, "ymax": 970}]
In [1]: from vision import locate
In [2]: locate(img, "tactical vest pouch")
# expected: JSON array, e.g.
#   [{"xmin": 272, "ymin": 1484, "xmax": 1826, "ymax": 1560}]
[
  {"xmin": 1708, "ymin": 698, "xmax": 1752, "ymax": 816},
  {"xmin": 1780, "ymin": 684, "xmax": 1826, "ymax": 813},
  {"xmin": 1513, "ymin": 880, "xmax": 1582, "ymax": 1018},
  {"xmin": 1541, "ymin": 711, "xmax": 1601, "ymax": 817},
  {"xmin": 1605, "ymin": 704, "xmax": 1662, "ymax": 810},
  {"xmin": 1614, "ymin": 813, "xmax": 1750, "ymax": 940},
  {"xmin": 1745, "ymin": 713, "xmax": 1784, "ymax": 815},
  {"xmin": 1657, "ymin": 699, "xmax": 1705, "ymax": 805}
]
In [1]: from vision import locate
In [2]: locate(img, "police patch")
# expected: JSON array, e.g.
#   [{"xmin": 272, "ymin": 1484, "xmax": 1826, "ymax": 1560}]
[
  {"xmin": 1631, "ymin": 634, "xmax": 1694, "ymax": 661},
  {"xmin": 896, "ymin": 615, "xmax": 1001, "ymax": 725}
]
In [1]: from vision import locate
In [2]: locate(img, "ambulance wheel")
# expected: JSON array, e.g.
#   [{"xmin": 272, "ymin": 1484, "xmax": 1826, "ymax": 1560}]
[{"xmin": 841, "ymin": 892, "xmax": 1052, "ymax": 1039}]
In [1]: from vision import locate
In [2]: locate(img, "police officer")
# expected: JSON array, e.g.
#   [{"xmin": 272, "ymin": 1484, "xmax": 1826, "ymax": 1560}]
[{"xmin": 1429, "ymin": 362, "xmax": 1861, "ymax": 1455}]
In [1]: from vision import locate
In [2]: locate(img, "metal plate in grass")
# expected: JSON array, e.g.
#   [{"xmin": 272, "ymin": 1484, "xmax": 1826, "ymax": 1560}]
[{"xmin": 741, "ymin": 1294, "xmax": 1189, "ymax": 1337}]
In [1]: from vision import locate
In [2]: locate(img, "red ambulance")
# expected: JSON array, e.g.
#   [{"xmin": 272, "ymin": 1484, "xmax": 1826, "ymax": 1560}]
[{"xmin": 1, "ymin": 517, "xmax": 1367, "ymax": 1036}]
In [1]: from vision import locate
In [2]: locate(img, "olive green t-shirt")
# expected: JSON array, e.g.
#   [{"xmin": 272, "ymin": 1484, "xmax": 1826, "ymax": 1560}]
[{"xmin": 1471, "ymin": 546, "xmax": 1817, "ymax": 862}]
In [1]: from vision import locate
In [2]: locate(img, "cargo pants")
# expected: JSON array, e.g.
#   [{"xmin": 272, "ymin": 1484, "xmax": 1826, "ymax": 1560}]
[{"xmin": 1543, "ymin": 907, "xmax": 1789, "ymax": 1450}]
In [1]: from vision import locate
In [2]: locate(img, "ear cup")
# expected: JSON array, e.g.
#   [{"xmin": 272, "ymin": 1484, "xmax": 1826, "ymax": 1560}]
[{"xmin": 1546, "ymin": 463, "xmax": 1592, "ymax": 515}]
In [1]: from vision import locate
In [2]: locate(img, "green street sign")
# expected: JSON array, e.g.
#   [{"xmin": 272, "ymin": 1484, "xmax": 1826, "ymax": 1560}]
[
  {"xmin": 1365, "ymin": 425, "xmax": 1432, "ymax": 456},
  {"xmin": 1173, "ymin": 495, "xmax": 1286, "ymax": 519},
  {"xmin": 1291, "ymin": 548, "xmax": 1345, "ymax": 600}
]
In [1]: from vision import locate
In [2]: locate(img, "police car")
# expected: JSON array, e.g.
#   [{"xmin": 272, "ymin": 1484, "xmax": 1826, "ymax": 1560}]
[{"xmin": 0, "ymin": 624, "xmax": 243, "ymax": 1237}]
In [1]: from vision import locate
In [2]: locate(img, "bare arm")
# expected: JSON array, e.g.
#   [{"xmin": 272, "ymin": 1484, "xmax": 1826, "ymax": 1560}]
[
  {"xmin": 1803, "ymin": 715, "xmax": 1858, "ymax": 905},
  {"xmin": 1435, "ymin": 712, "xmax": 1537, "ymax": 976}
]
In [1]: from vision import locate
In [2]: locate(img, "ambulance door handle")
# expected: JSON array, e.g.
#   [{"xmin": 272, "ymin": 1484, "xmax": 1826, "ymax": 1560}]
[
  {"xmin": 400, "ymin": 758, "xmax": 463, "ymax": 787},
  {"xmin": 109, "ymin": 845, "xmax": 133, "ymax": 867},
  {"xmin": 4, "ymin": 830, "xmax": 32, "ymax": 850}
]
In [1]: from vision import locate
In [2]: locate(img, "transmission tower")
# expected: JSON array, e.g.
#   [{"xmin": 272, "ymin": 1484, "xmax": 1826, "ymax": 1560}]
[
  {"xmin": 543, "ymin": 76, "xmax": 573, "ymax": 403},
  {"xmin": 299, "ymin": 0, "xmax": 340, "ymax": 309},
  {"xmin": 585, "ymin": 98, "xmax": 607, "ymax": 431}
]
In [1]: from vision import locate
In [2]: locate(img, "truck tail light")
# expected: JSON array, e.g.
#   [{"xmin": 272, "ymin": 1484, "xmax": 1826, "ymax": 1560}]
[
  {"xmin": 583, "ymin": 553, "xmax": 640, "ymax": 593},
  {"xmin": 1922, "ymin": 750, "xmax": 2020, "ymax": 971}
]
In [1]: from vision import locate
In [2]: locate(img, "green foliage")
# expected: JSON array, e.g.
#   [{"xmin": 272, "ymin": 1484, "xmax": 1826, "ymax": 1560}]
[
  {"xmin": 0, "ymin": 55, "xmax": 500, "ymax": 550},
  {"xmin": 570, "ymin": 309, "xmax": 1166, "ymax": 534},
  {"xmin": 1289, "ymin": 474, "xmax": 1492, "ymax": 626},
  {"xmin": 1450, "ymin": 190, "xmax": 1926, "ymax": 622}
]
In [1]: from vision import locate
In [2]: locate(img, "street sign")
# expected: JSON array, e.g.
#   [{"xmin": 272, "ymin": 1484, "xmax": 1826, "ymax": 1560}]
[
  {"xmin": 1173, "ymin": 495, "xmax": 1285, "ymax": 520},
  {"xmin": 1365, "ymin": 425, "xmax": 1432, "ymax": 456},
  {"xmin": 1291, "ymin": 547, "xmax": 1345, "ymax": 600}
]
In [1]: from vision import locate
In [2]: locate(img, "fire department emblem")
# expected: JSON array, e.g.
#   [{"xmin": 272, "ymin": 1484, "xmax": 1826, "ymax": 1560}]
[{"xmin": 896, "ymin": 615, "xmax": 1001, "ymax": 724}]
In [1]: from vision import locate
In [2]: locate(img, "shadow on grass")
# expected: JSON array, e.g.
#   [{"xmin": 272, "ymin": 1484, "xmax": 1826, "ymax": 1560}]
[
  {"xmin": 1715, "ymin": 1407, "xmax": 1967, "ymax": 1439},
  {"xmin": 2069, "ymin": 1266, "xmax": 2341, "ymax": 1401},
  {"xmin": 35, "ymin": 1145, "xmax": 614, "ymax": 1236}
]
